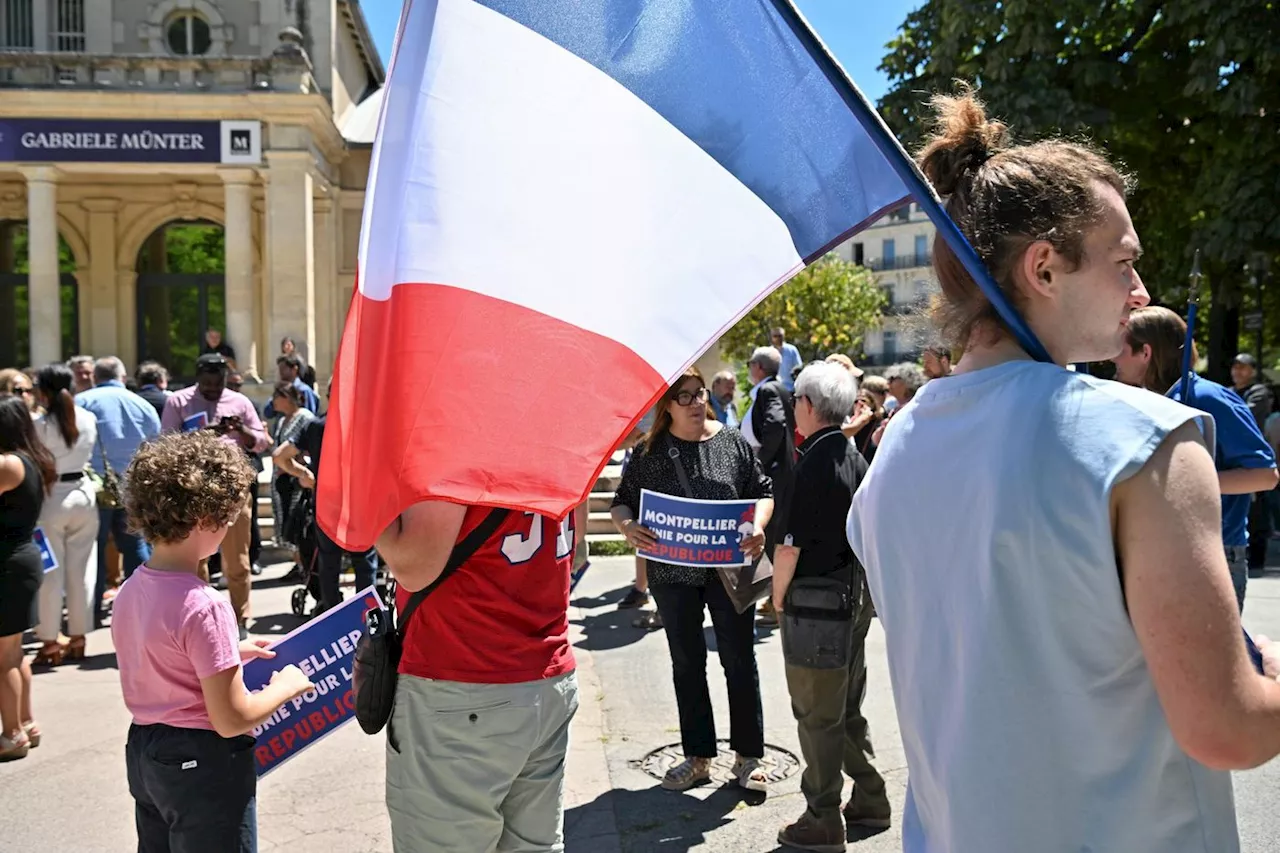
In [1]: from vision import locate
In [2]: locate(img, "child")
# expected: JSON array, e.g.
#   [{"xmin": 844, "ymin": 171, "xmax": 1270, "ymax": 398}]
[{"xmin": 112, "ymin": 431, "xmax": 314, "ymax": 852}]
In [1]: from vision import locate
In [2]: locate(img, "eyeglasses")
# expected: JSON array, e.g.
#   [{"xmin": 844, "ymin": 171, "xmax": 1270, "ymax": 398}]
[
  {"xmin": 672, "ymin": 387, "xmax": 709, "ymax": 407},
  {"xmin": 13, "ymin": 386, "xmax": 33, "ymax": 396}
]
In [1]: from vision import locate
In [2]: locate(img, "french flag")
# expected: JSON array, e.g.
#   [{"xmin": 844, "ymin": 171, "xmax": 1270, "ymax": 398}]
[{"xmin": 320, "ymin": 0, "xmax": 925, "ymax": 550}]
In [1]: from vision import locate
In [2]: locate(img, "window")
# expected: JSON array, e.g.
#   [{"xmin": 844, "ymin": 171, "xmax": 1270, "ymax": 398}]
[
  {"xmin": 882, "ymin": 238, "xmax": 896, "ymax": 265},
  {"xmin": 166, "ymin": 13, "xmax": 211, "ymax": 56},
  {"xmin": 890, "ymin": 207, "xmax": 910, "ymax": 223},
  {"xmin": 1, "ymin": 0, "xmax": 34, "ymax": 49},
  {"xmin": 882, "ymin": 331, "xmax": 898, "ymax": 359},
  {"xmin": 914, "ymin": 234, "xmax": 929, "ymax": 263},
  {"xmin": 852, "ymin": 242, "xmax": 864, "ymax": 265},
  {"xmin": 51, "ymin": 0, "xmax": 84, "ymax": 52}
]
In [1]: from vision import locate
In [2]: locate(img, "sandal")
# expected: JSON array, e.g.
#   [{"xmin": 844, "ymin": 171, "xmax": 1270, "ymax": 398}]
[
  {"xmin": 33, "ymin": 641, "xmax": 64, "ymax": 667},
  {"xmin": 0, "ymin": 731, "xmax": 30, "ymax": 762},
  {"xmin": 734, "ymin": 755, "xmax": 768, "ymax": 793},
  {"xmin": 65, "ymin": 636, "xmax": 86, "ymax": 662},
  {"xmin": 661, "ymin": 756, "xmax": 712, "ymax": 791},
  {"xmin": 22, "ymin": 722, "xmax": 41, "ymax": 749}
]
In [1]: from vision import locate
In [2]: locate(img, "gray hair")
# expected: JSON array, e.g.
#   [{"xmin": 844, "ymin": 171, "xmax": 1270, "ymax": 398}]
[
  {"xmin": 67, "ymin": 354, "xmax": 94, "ymax": 370},
  {"xmin": 884, "ymin": 362, "xmax": 926, "ymax": 394},
  {"xmin": 93, "ymin": 356, "xmax": 126, "ymax": 384},
  {"xmin": 794, "ymin": 361, "xmax": 858, "ymax": 426},
  {"xmin": 749, "ymin": 346, "xmax": 781, "ymax": 377},
  {"xmin": 712, "ymin": 369, "xmax": 736, "ymax": 387}
]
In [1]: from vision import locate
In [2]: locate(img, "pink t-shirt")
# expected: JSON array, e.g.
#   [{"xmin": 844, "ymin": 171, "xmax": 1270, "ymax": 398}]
[{"xmin": 111, "ymin": 567, "xmax": 241, "ymax": 730}]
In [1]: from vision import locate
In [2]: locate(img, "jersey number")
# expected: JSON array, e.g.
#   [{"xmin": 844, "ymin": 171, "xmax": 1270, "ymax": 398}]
[{"xmin": 500, "ymin": 512, "xmax": 575, "ymax": 565}]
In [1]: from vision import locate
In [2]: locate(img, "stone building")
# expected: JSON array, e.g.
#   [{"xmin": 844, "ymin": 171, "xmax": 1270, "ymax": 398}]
[
  {"xmin": 832, "ymin": 203, "xmax": 939, "ymax": 366},
  {"xmin": 0, "ymin": 0, "xmax": 382, "ymax": 383}
]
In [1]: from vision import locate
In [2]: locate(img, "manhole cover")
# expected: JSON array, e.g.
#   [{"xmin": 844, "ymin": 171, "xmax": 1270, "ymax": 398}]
[{"xmin": 632, "ymin": 741, "xmax": 800, "ymax": 784}]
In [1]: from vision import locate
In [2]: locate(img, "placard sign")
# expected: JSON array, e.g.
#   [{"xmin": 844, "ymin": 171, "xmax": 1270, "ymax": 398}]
[
  {"xmin": 636, "ymin": 489, "xmax": 756, "ymax": 568},
  {"xmin": 243, "ymin": 586, "xmax": 382, "ymax": 777},
  {"xmin": 32, "ymin": 526, "xmax": 57, "ymax": 574}
]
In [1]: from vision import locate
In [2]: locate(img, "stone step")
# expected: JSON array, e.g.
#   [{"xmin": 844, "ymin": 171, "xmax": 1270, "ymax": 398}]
[
  {"xmin": 586, "ymin": 511, "xmax": 617, "ymax": 536},
  {"xmin": 588, "ymin": 491, "xmax": 614, "ymax": 513}
]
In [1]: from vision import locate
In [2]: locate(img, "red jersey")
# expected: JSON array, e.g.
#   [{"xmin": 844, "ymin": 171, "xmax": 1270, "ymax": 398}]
[{"xmin": 397, "ymin": 507, "xmax": 576, "ymax": 684}]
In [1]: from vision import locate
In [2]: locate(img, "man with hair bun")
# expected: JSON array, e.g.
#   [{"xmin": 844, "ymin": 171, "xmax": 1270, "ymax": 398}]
[{"xmin": 848, "ymin": 89, "xmax": 1280, "ymax": 853}]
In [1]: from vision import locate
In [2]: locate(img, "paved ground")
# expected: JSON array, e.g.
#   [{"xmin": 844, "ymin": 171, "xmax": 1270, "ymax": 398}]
[{"xmin": 6, "ymin": 546, "xmax": 1280, "ymax": 851}]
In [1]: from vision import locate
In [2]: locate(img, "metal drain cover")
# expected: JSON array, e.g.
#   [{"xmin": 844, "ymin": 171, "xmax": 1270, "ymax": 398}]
[{"xmin": 633, "ymin": 740, "xmax": 800, "ymax": 784}]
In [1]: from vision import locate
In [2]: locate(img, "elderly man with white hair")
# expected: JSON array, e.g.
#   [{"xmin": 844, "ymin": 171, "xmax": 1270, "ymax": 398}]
[{"xmin": 772, "ymin": 361, "xmax": 889, "ymax": 851}]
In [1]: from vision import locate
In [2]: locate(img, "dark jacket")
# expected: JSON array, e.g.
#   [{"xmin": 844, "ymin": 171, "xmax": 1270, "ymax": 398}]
[
  {"xmin": 136, "ymin": 385, "xmax": 169, "ymax": 419},
  {"xmin": 1234, "ymin": 382, "xmax": 1274, "ymax": 431},
  {"xmin": 751, "ymin": 376, "xmax": 796, "ymax": 555}
]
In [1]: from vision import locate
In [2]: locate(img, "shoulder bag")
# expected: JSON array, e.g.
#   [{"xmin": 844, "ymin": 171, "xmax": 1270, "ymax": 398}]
[
  {"xmin": 93, "ymin": 432, "xmax": 123, "ymax": 510},
  {"xmin": 665, "ymin": 437, "xmax": 772, "ymax": 614},
  {"xmin": 352, "ymin": 507, "xmax": 511, "ymax": 735}
]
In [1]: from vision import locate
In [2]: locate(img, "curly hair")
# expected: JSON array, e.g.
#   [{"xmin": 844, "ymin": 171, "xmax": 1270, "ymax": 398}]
[{"xmin": 124, "ymin": 431, "xmax": 256, "ymax": 544}]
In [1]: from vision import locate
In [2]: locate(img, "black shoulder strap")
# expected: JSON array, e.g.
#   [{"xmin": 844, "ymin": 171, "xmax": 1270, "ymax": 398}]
[
  {"xmin": 394, "ymin": 507, "xmax": 511, "ymax": 637},
  {"xmin": 665, "ymin": 435, "xmax": 695, "ymax": 498}
]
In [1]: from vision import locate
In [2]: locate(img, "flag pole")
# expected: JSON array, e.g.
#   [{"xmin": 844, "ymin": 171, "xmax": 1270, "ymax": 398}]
[
  {"xmin": 1179, "ymin": 250, "xmax": 1202, "ymax": 402},
  {"xmin": 766, "ymin": 0, "xmax": 1053, "ymax": 364}
]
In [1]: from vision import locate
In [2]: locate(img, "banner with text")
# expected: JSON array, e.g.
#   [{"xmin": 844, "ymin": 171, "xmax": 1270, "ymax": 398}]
[
  {"xmin": 0, "ymin": 118, "xmax": 262, "ymax": 164},
  {"xmin": 243, "ymin": 586, "xmax": 382, "ymax": 777},
  {"xmin": 636, "ymin": 489, "xmax": 756, "ymax": 568}
]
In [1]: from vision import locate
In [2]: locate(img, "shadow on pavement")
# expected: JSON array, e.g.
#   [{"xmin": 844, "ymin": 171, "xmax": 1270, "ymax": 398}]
[
  {"xmin": 571, "ymin": 585, "xmax": 632, "ymax": 609},
  {"xmin": 566, "ymin": 783, "xmax": 761, "ymax": 853},
  {"xmin": 250, "ymin": 612, "xmax": 308, "ymax": 636},
  {"xmin": 572, "ymin": 609, "xmax": 651, "ymax": 652}
]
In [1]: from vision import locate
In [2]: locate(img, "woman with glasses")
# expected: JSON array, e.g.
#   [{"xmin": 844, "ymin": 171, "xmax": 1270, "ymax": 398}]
[
  {"xmin": 0, "ymin": 370, "xmax": 36, "ymax": 413},
  {"xmin": 0, "ymin": 393, "xmax": 54, "ymax": 760},
  {"xmin": 32, "ymin": 364, "xmax": 100, "ymax": 666},
  {"xmin": 610, "ymin": 366, "xmax": 774, "ymax": 795}
]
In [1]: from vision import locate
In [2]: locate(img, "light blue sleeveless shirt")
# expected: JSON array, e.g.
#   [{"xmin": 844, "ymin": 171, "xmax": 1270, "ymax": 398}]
[{"xmin": 848, "ymin": 360, "xmax": 1237, "ymax": 853}]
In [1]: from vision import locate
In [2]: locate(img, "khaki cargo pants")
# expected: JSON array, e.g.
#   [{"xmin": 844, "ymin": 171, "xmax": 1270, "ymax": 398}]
[{"xmin": 386, "ymin": 671, "xmax": 579, "ymax": 853}]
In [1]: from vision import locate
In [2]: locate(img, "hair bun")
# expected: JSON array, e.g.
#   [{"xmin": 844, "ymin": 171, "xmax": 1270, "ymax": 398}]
[{"xmin": 916, "ymin": 87, "xmax": 1009, "ymax": 197}]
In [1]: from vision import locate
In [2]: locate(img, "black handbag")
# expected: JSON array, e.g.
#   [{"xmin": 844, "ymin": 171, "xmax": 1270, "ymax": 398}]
[
  {"xmin": 666, "ymin": 438, "xmax": 773, "ymax": 615},
  {"xmin": 780, "ymin": 571, "xmax": 857, "ymax": 669},
  {"xmin": 352, "ymin": 507, "xmax": 511, "ymax": 735}
]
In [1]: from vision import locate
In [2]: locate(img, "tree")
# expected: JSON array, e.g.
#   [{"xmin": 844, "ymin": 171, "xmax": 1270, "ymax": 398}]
[
  {"xmin": 719, "ymin": 253, "xmax": 886, "ymax": 364},
  {"xmin": 878, "ymin": 0, "xmax": 1280, "ymax": 378}
]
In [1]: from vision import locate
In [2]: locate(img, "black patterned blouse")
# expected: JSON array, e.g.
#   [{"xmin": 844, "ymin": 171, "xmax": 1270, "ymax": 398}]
[{"xmin": 612, "ymin": 426, "xmax": 772, "ymax": 586}]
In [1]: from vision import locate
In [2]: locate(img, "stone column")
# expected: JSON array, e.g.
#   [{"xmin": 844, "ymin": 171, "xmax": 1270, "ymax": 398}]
[
  {"xmin": 82, "ymin": 198, "xmax": 119, "ymax": 357},
  {"xmin": 264, "ymin": 151, "xmax": 316, "ymax": 370},
  {"xmin": 21, "ymin": 166, "xmax": 60, "ymax": 366},
  {"xmin": 313, "ymin": 193, "xmax": 338, "ymax": 381},
  {"xmin": 221, "ymin": 168, "xmax": 259, "ymax": 380}
]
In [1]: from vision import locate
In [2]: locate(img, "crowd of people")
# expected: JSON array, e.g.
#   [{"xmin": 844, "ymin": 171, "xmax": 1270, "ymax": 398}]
[
  {"xmin": 3, "ymin": 88, "xmax": 1280, "ymax": 853},
  {"xmin": 0, "ymin": 331, "xmax": 366, "ymax": 770}
]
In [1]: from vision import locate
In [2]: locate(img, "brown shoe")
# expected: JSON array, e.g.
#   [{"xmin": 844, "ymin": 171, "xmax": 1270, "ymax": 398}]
[
  {"xmin": 842, "ymin": 799, "xmax": 891, "ymax": 829},
  {"xmin": 778, "ymin": 811, "xmax": 845, "ymax": 853}
]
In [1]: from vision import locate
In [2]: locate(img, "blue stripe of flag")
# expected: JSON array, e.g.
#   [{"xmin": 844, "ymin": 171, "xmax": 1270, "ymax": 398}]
[{"xmin": 479, "ymin": 0, "xmax": 912, "ymax": 262}]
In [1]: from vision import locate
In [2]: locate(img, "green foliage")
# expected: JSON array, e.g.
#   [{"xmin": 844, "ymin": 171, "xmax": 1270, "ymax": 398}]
[
  {"xmin": 589, "ymin": 539, "xmax": 634, "ymax": 557},
  {"xmin": 878, "ymin": 0, "xmax": 1280, "ymax": 377},
  {"xmin": 719, "ymin": 254, "xmax": 886, "ymax": 365},
  {"xmin": 2, "ymin": 225, "xmax": 80, "ymax": 365}
]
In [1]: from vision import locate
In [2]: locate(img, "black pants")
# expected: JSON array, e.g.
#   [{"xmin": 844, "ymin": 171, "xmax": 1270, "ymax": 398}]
[
  {"xmin": 316, "ymin": 526, "xmax": 379, "ymax": 612},
  {"xmin": 126, "ymin": 723, "xmax": 257, "ymax": 853},
  {"xmin": 651, "ymin": 579, "xmax": 764, "ymax": 759},
  {"xmin": 1248, "ymin": 492, "xmax": 1272, "ymax": 571}
]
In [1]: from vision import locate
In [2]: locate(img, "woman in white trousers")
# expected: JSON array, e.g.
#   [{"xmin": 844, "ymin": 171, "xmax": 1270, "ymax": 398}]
[{"xmin": 32, "ymin": 364, "xmax": 99, "ymax": 666}]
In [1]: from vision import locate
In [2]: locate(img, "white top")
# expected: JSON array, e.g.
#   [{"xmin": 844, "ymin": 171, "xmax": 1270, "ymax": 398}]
[
  {"xmin": 848, "ymin": 360, "xmax": 1237, "ymax": 853},
  {"xmin": 35, "ymin": 406, "xmax": 97, "ymax": 478},
  {"xmin": 741, "ymin": 379, "xmax": 765, "ymax": 450}
]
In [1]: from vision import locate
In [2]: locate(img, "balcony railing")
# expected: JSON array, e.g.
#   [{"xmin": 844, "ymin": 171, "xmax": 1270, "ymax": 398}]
[
  {"xmin": 866, "ymin": 252, "xmax": 932, "ymax": 272},
  {"xmin": 0, "ymin": 50, "xmax": 314, "ymax": 93}
]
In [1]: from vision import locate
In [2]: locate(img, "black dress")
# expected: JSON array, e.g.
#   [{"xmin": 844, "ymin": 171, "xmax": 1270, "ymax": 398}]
[
  {"xmin": 0, "ymin": 454, "xmax": 46, "ymax": 636},
  {"xmin": 612, "ymin": 426, "xmax": 772, "ymax": 586}
]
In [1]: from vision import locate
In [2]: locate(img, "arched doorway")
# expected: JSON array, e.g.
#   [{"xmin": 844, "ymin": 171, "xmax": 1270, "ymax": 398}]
[
  {"xmin": 135, "ymin": 221, "xmax": 225, "ymax": 381},
  {"xmin": 0, "ymin": 222, "xmax": 80, "ymax": 368}
]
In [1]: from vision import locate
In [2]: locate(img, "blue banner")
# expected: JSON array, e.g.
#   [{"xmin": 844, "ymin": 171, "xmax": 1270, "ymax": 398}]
[
  {"xmin": 32, "ymin": 526, "xmax": 57, "ymax": 574},
  {"xmin": 243, "ymin": 587, "xmax": 383, "ymax": 777},
  {"xmin": 0, "ymin": 118, "xmax": 261, "ymax": 164},
  {"xmin": 636, "ymin": 489, "xmax": 756, "ymax": 568}
]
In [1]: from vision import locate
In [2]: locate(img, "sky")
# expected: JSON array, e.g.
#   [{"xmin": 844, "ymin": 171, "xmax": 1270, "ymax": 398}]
[{"xmin": 360, "ymin": 1, "xmax": 920, "ymax": 104}]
